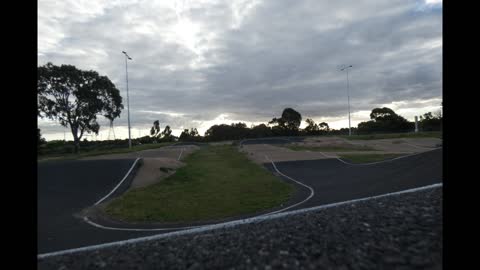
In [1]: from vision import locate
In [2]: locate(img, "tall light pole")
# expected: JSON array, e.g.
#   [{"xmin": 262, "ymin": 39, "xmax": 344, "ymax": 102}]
[
  {"xmin": 340, "ymin": 65, "xmax": 353, "ymax": 136},
  {"xmin": 122, "ymin": 51, "xmax": 133, "ymax": 148}
]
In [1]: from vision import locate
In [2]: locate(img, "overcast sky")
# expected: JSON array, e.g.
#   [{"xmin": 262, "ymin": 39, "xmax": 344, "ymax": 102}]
[{"xmin": 38, "ymin": 0, "xmax": 442, "ymax": 140}]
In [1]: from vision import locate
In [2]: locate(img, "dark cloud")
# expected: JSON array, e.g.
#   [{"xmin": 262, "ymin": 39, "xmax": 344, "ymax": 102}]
[{"xmin": 38, "ymin": 0, "xmax": 442, "ymax": 138}]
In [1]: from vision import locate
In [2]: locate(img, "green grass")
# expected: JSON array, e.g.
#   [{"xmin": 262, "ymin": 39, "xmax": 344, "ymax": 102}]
[
  {"xmin": 285, "ymin": 144, "xmax": 375, "ymax": 152},
  {"xmin": 103, "ymin": 145, "xmax": 294, "ymax": 223},
  {"xmin": 342, "ymin": 131, "xmax": 442, "ymax": 140},
  {"xmin": 37, "ymin": 142, "xmax": 175, "ymax": 162},
  {"xmin": 339, "ymin": 153, "xmax": 406, "ymax": 163}
]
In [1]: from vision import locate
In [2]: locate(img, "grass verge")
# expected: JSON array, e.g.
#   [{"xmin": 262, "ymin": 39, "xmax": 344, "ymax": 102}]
[
  {"xmin": 103, "ymin": 145, "xmax": 294, "ymax": 223},
  {"xmin": 38, "ymin": 142, "xmax": 175, "ymax": 162},
  {"xmin": 339, "ymin": 153, "xmax": 406, "ymax": 164}
]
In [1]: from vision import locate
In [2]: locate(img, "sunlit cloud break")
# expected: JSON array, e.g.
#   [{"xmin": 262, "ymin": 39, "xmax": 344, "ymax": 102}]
[{"xmin": 38, "ymin": 0, "xmax": 442, "ymax": 140}]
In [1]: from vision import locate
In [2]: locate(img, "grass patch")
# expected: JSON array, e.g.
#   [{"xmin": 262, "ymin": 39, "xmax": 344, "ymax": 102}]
[
  {"xmin": 286, "ymin": 144, "xmax": 375, "ymax": 152},
  {"xmin": 104, "ymin": 145, "xmax": 294, "ymax": 223},
  {"xmin": 342, "ymin": 131, "xmax": 442, "ymax": 140},
  {"xmin": 339, "ymin": 153, "xmax": 406, "ymax": 164},
  {"xmin": 38, "ymin": 142, "xmax": 175, "ymax": 162}
]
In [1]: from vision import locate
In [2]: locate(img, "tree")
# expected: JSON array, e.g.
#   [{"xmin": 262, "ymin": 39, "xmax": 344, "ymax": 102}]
[
  {"xmin": 358, "ymin": 107, "xmax": 413, "ymax": 134},
  {"xmin": 161, "ymin": 125, "xmax": 174, "ymax": 142},
  {"xmin": 189, "ymin": 128, "xmax": 199, "ymax": 137},
  {"xmin": 282, "ymin": 108, "xmax": 302, "ymax": 131},
  {"xmin": 162, "ymin": 125, "xmax": 172, "ymax": 137},
  {"xmin": 249, "ymin": 124, "xmax": 272, "ymax": 138},
  {"xmin": 179, "ymin": 128, "xmax": 201, "ymax": 141},
  {"xmin": 319, "ymin": 122, "xmax": 329, "ymax": 131},
  {"xmin": 370, "ymin": 107, "xmax": 397, "ymax": 121},
  {"xmin": 38, "ymin": 128, "xmax": 46, "ymax": 148},
  {"xmin": 269, "ymin": 108, "xmax": 302, "ymax": 135},
  {"xmin": 422, "ymin": 112, "xmax": 434, "ymax": 120},
  {"xmin": 150, "ymin": 120, "xmax": 161, "ymax": 138},
  {"xmin": 231, "ymin": 122, "xmax": 247, "ymax": 129},
  {"xmin": 419, "ymin": 111, "xmax": 442, "ymax": 131},
  {"xmin": 38, "ymin": 63, "xmax": 123, "ymax": 153},
  {"xmin": 304, "ymin": 118, "xmax": 319, "ymax": 134},
  {"xmin": 204, "ymin": 123, "xmax": 251, "ymax": 141}
]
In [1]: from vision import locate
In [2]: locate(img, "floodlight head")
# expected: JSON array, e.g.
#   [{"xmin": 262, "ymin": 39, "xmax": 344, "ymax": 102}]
[
  {"xmin": 122, "ymin": 51, "xmax": 126, "ymax": 54},
  {"xmin": 128, "ymin": 57, "xmax": 132, "ymax": 60}
]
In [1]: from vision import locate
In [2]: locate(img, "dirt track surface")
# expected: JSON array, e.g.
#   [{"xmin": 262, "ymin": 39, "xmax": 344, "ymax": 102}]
[
  {"xmin": 81, "ymin": 145, "xmax": 199, "ymax": 189},
  {"xmin": 344, "ymin": 137, "xmax": 442, "ymax": 152},
  {"xmin": 241, "ymin": 136, "xmax": 442, "ymax": 162},
  {"xmin": 130, "ymin": 158, "xmax": 185, "ymax": 189},
  {"xmin": 241, "ymin": 143, "xmax": 331, "ymax": 164}
]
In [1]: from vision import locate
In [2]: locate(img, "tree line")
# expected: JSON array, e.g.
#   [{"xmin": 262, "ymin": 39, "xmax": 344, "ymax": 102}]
[
  {"xmin": 37, "ymin": 63, "xmax": 442, "ymax": 154},
  {"xmin": 146, "ymin": 106, "xmax": 441, "ymax": 143}
]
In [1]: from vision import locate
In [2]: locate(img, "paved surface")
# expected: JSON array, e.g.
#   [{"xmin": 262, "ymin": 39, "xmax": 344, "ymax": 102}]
[
  {"xmin": 38, "ymin": 159, "xmax": 160, "ymax": 253},
  {"xmin": 265, "ymin": 148, "xmax": 442, "ymax": 210},
  {"xmin": 38, "ymin": 147, "xmax": 442, "ymax": 255},
  {"xmin": 38, "ymin": 186, "xmax": 442, "ymax": 269}
]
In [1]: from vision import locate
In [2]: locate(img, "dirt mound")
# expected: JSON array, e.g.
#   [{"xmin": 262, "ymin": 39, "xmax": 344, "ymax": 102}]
[
  {"xmin": 240, "ymin": 144, "xmax": 332, "ymax": 164},
  {"xmin": 131, "ymin": 158, "xmax": 185, "ymax": 189}
]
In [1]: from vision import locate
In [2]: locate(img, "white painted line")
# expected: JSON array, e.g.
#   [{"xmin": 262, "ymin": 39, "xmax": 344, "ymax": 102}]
[
  {"xmin": 38, "ymin": 183, "xmax": 442, "ymax": 259},
  {"xmin": 74, "ymin": 141, "xmax": 441, "ymax": 248},
  {"xmin": 82, "ymin": 155, "xmax": 314, "ymax": 232},
  {"xmin": 83, "ymin": 217, "xmax": 198, "ymax": 231},
  {"xmin": 177, "ymin": 148, "xmax": 184, "ymax": 161},
  {"xmin": 262, "ymin": 155, "xmax": 314, "ymax": 215},
  {"xmin": 93, "ymin": 158, "xmax": 141, "ymax": 206},
  {"xmin": 335, "ymin": 147, "xmax": 442, "ymax": 166}
]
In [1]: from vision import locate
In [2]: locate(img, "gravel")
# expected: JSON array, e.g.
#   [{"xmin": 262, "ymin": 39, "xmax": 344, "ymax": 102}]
[{"xmin": 38, "ymin": 187, "xmax": 442, "ymax": 270}]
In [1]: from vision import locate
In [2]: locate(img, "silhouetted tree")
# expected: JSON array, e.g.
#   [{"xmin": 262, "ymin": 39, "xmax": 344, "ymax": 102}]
[
  {"xmin": 249, "ymin": 124, "xmax": 272, "ymax": 138},
  {"xmin": 205, "ymin": 123, "xmax": 251, "ymax": 141},
  {"xmin": 304, "ymin": 118, "xmax": 319, "ymax": 135},
  {"xmin": 150, "ymin": 120, "xmax": 161, "ymax": 138},
  {"xmin": 38, "ymin": 129, "xmax": 46, "ymax": 153},
  {"xmin": 419, "ymin": 111, "xmax": 442, "ymax": 131},
  {"xmin": 269, "ymin": 108, "xmax": 302, "ymax": 135},
  {"xmin": 179, "ymin": 128, "xmax": 201, "ymax": 141},
  {"xmin": 38, "ymin": 128, "xmax": 45, "ymax": 144},
  {"xmin": 162, "ymin": 125, "xmax": 172, "ymax": 137},
  {"xmin": 370, "ymin": 107, "xmax": 397, "ymax": 121},
  {"xmin": 38, "ymin": 63, "xmax": 123, "ymax": 153},
  {"xmin": 319, "ymin": 122, "xmax": 329, "ymax": 131},
  {"xmin": 358, "ymin": 107, "xmax": 413, "ymax": 134}
]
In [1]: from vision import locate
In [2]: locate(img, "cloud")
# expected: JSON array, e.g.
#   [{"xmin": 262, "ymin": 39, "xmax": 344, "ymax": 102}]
[{"xmin": 38, "ymin": 0, "xmax": 442, "ymax": 140}]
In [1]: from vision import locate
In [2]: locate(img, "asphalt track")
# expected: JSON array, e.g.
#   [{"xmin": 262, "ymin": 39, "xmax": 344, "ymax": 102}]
[
  {"xmin": 38, "ymin": 139, "xmax": 442, "ymax": 255},
  {"xmin": 38, "ymin": 159, "xmax": 159, "ymax": 253},
  {"xmin": 265, "ymin": 148, "xmax": 442, "ymax": 210}
]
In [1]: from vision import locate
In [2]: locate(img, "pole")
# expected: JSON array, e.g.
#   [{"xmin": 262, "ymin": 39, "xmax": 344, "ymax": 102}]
[
  {"xmin": 125, "ymin": 53, "xmax": 132, "ymax": 149},
  {"xmin": 415, "ymin": 116, "xmax": 419, "ymax": 133},
  {"xmin": 346, "ymin": 68, "xmax": 351, "ymax": 136},
  {"xmin": 340, "ymin": 65, "xmax": 353, "ymax": 136}
]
